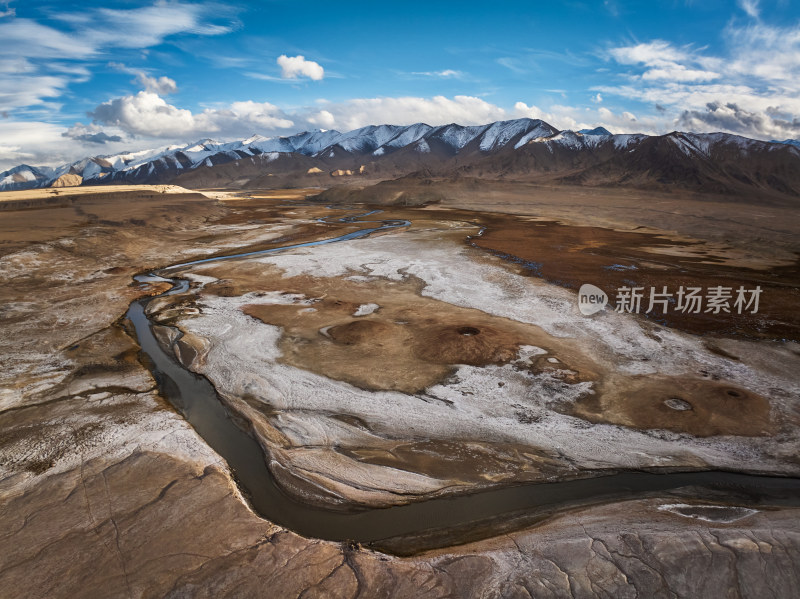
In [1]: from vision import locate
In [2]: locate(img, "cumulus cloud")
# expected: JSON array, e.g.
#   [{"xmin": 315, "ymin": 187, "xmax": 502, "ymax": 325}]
[
  {"xmin": 89, "ymin": 91, "xmax": 294, "ymax": 138},
  {"xmin": 277, "ymin": 55, "xmax": 324, "ymax": 80},
  {"xmin": 134, "ymin": 73, "xmax": 178, "ymax": 95}
]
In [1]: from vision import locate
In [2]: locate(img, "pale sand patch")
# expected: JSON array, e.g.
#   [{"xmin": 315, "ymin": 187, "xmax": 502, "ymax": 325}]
[{"xmin": 0, "ymin": 184, "xmax": 193, "ymax": 202}]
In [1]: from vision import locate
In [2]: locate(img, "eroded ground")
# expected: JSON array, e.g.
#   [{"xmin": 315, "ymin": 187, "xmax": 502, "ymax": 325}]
[{"xmin": 1, "ymin": 186, "xmax": 799, "ymax": 598}]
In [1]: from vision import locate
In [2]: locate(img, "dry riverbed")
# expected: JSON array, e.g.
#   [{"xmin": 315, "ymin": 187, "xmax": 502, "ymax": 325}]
[{"xmin": 1, "ymin": 186, "xmax": 799, "ymax": 597}]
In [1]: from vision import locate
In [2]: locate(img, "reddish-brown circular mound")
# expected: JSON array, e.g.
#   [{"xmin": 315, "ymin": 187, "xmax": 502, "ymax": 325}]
[
  {"xmin": 584, "ymin": 377, "xmax": 772, "ymax": 437},
  {"xmin": 327, "ymin": 320, "xmax": 402, "ymax": 345},
  {"xmin": 413, "ymin": 324, "xmax": 520, "ymax": 365}
]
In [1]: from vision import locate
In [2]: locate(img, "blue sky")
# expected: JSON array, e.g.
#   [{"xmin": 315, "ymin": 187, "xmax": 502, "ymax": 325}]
[{"xmin": 1, "ymin": 0, "xmax": 800, "ymax": 168}]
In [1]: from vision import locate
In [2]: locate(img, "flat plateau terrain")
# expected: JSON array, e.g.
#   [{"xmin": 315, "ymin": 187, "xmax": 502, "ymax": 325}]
[{"xmin": 1, "ymin": 184, "xmax": 799, "ymax": 597}]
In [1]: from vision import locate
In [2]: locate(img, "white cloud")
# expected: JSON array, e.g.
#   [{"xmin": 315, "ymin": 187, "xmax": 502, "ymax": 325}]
[
  {"xmin": 608, "ymin": 41, "xmax": 720, "ymax": 83},
  {"xmin": 62, "ymin": 122, "xmax": 124, "ymax": 145},
  {"xmin": 89, "ymin": 91, "xmax": 294, "ymax": 138},
  {"xmin": 609, "ymin": 40, "xmax": 686, "ymax": 66},
  {"xmin": 0, "ymin": 3, "xmax": 233, "ymax": 114},
  {"xmin": 307, "ymin": 109, "xmax": 336, "ymax": 129},
  {"xmin": 277, "ymin": 55, "xmax": 324, "ymax": 80},
  {"xmin": 640, "ymin": 66, "xmax": 719, "ymax": 82},
  {"xmin": 0, "ymin": 120, "xmax": 71, "ymax": 169},
  {"xmin": 134, "ymin": 73, "xmax": 178, "ymax": 95},
  {"xmin": 0, "ymin": 144, "xmax": 33, "ymax": 164},
  {"xmin": 434, "ymin": 69, "xmax": 462, "ymax": 78},
  {"xmin": 305, "ymin": 95, "xmax": 507, "ymax": 130},
  {"xmin": 2, "ymin": 4, "xmax": 232, "ymax": 63},
  {"xmin": 738, "ymin": 0, "xmax": 760, "ymax": 19},
  {"xmin": 54, "ymin": 2, "xmax": 235, "ymax": 52},
  {"xmin": 512, "ymin": 102, "xmax": 550, "ymax": 121},
  {"xmin": 515, "ymin": 101, "xmax": 656, "ymax": 134},
  {"xmin": 0, "ymin": 73, "xmax": 69, "ymax": 111},
  {"xmin": 496, "ymin": 57, "xmax": 526, "ymax": 74},
  {"xmin": 724, "ymin": 22, "xmax": 800, "ymax": 88},
  {"xmin": 678, "ymin": 102, "xmax": 800, "ymax": 139},
  {"xmin": 0, "ymin": 58, "xmax": 35, "ymax": 74},
  {"xmin": 411, "ymin": 69, "xmax": 465, "ymax": 78},
  {"xmin": 0, "ymin": 19, "xmax": 95, "ymax": 60},
  {"xmin": 600, "ymin": 25, "xmax": 800, "ymax": 140}
]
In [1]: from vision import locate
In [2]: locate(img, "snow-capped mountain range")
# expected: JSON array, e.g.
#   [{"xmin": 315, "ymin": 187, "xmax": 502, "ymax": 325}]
[
  {"xmin": 2, "ymin": 118, "xmax": 800, "ymax": 197},
  {"xmin": 0, "ymin": 119, "xmax": 555, "ymax": 190}
]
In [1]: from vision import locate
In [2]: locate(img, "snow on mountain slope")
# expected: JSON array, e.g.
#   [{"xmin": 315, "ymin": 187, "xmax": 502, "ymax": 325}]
[
  {"xmin": 517, "ymin": 129, "xmax": 616, "ymax": 151},
  {"xmin": 383, "ymin": 123, "xmax": 432, "ymax": 149},
  {"xmin": 415, "ymin": 139, "xmax": 431, "ymax": 153},
  {"xmin": 102, "ymin": 144, "xmax": 187, "ymax": 171},
  {"xmin": 426, "ymin": 123, "xmax": 489, "ymax": 151},
  {"xmin": 328, "ymin": 124, "xmax": 405, "ymax": 154},
  {"xmin": 670, "ymin": 132, "xmax": 777, "ymax": 158},
  {"xmin": 288, "ymin": 130, "xmax": 341, "ymax": 154},
  {"xmin": 478, "ymin": 119, "xmax": 556, "ymax": 152},
  {"xmin": 612, "ymin": 134, "xmax": 646, "ymax": 149}
]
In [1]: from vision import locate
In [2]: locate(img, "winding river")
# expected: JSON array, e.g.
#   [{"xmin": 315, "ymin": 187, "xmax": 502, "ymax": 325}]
[{"xmin": 126, "ymin": 208, "xmax": 800, "ymax": 554}]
